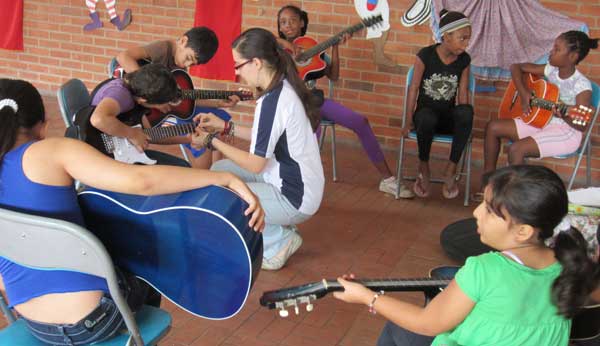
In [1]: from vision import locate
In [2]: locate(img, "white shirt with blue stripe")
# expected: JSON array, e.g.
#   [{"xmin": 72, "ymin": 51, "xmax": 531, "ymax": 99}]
[{"xmin": 250, "ymin": 79, "xmax": 324, "ymax": 215}]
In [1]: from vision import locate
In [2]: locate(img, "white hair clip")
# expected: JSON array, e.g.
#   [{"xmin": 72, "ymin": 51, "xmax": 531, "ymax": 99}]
[{"xmin": 0, "ymin": 98, "xmax": 18, "ymax": 113}]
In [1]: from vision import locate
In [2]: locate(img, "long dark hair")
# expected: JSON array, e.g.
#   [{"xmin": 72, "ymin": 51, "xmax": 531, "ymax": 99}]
[
  {"xmin": 232, "ymin": 28, "xmax": 320, "ymax": 130},
  {"xmin": 0, "ymin": 79, "xmax": 45, "ymax": 163},
  {"xmin": 560, "ymin": 30, "xmax": 599, "ymax": 65},
  {"xmin": 483, "ymin": 165, "xmax": 600, "ymax": 318},
  {"xmin": 277, "ymin": 5, "xmax": 309, "ymax": 39}
]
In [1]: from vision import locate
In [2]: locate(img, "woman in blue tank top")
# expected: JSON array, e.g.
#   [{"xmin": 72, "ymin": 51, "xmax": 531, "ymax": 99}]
[{"xmin": 0, "ymin": 78, "xmax": 264, "ymax": 345}]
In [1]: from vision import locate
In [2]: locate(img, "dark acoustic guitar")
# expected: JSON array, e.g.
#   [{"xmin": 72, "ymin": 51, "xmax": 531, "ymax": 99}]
[
  {"xmin": 78, "ymin": 185, "xmax": 263, "ymax": 320},
  {"xmin": 145, "ymin": 69, "xmax": 253, "ymax": 127},
  {"xmin": 260, "ymin": 277, "xmax": 450, "ymax": 317}
]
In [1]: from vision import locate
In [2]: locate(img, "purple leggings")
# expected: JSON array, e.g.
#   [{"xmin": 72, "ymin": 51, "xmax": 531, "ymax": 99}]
[{"xmin": 319, "ymin": 99, "xmax": 385, "ymax": 164}]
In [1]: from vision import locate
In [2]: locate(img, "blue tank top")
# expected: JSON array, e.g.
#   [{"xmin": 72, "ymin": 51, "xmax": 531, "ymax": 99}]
[{"xmin": 0, "ymin": 142, "xmax": 108, "ymax": 307}]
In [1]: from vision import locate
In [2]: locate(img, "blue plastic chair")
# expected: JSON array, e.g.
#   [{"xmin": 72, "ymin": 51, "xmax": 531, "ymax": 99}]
[
  {"xmin": 0, "ymin": 207, "xmax": 172, "ymax": 346},
  {"xmin": 396, "ymin": 66, "xmax": 476, "ymax": 206},
  {"xmin": 318, "ymin": 79, "xmax": 338, "ymax": 182}
]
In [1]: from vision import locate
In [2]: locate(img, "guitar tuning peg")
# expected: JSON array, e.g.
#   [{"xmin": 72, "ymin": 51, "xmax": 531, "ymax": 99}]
[
  {"xmin": 306, "ymin": 304, "xmax": 314, "ymax": 312},
  {"xmin": 279, "ymin": 309, "xmax": 289, "ymax": 318},
  {"xmin": 294, "ymin": 305, "xmax": 300, "ymax": 315}
]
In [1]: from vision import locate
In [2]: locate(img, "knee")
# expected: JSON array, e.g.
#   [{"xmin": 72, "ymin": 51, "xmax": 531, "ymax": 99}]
[
  {"xmin": 453, "ymin": 105, "xmax": 474, "ymax": 128},
  {"xmin": 414, "ymin": 108, "xmax": 437, "ymax": 132},
  {"xmin": 507, "ymin": 142, "xmax": 525, "ymax": 162},
  {"xmin": 485, "ymin": 120, "xmax": 502, "ymax": 139}
]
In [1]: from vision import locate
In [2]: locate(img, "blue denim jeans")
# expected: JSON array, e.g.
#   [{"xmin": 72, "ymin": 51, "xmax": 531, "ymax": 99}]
[{"xmin": 22, "ymin": 296, "xmax": 124, "ymax": 346}]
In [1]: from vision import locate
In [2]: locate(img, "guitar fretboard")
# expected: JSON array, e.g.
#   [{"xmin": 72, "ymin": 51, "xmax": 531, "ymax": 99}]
[
  {"xmin": 295, "ymin": 15, "xmax": 381, "ymax": 62},
  {"xmin": 143, "ymin": 122, "xmax": 196, "ymax": 141},
  {"xmin": 325, "ymin": 277, "xmax": 451, "ymax": 292},
  {"xmin": 531, "ymin": 97, "xmax": 568, "ymax": 115},
  {"xmin": 181, "ymin": 89, "xmax": 242, "ymax": 100}
]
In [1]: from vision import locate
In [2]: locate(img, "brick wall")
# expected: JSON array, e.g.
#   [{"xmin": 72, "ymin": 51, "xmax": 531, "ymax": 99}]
[{"xmin": 0, "ymin": 0, "xmax": 599, "ymax": 183}]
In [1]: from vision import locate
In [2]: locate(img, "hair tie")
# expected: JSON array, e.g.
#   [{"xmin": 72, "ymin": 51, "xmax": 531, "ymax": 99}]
[{"xmin": 0, "ymin": 98, "xmax": 18, "ymax": 113}]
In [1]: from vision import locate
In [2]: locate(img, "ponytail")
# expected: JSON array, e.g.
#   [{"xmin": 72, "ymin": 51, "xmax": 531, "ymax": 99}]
[
  {"xmin": 274, "ymin": 45, "xmax": 321, "ymax": 131},
  {"xmin": 0, "ymin": 79, "xmax": 45, "ymax": 163},
  {"xmin": 551, "ymin": 227, "xmax": 600, "ymax": 318}
]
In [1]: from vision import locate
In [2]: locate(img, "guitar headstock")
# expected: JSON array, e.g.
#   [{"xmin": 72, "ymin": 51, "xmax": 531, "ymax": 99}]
[
  {"xmin": 260, "ymin": 280, "xmax": 334, "ymax": 317},
  {"xmin": 233, "ymin": 90, "xmax": 254, "ymax": 101},
  {"xmin": 362, "ymin": 14, "xmax": 383, "ymax": 28},
  {"xmin": 567, "ymin": 105, "xmax": 593, "ymax": 126}
]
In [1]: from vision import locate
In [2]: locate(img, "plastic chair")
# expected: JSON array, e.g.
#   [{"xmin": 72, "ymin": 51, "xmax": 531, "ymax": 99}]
[
  {"xmin": 56, "ymin": 78, "xmax": 91, "ymax": 128},
  {"xmin": 0, "ymin": 207, "xmax": 172, "ymax": 346},
  {"xmin": 396, "ymin": 66, "xmax": 476, "ymax": 206},
  {"xmin": 318, "ymin": 79, "xmax": 338, "ymax": 182},
  {"xmin": 547, "ymin": 81, "xmax": 599, "ymax": 190}
]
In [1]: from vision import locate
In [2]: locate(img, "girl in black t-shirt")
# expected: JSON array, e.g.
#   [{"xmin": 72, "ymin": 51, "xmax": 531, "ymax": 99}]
[{"xmin": 403, "ymin": 9, "xmax": 473, "ymax": 199}]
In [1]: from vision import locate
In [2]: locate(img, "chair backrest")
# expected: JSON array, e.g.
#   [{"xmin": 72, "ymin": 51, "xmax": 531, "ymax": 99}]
[
  {"xmin": 402, "ymin": 65, "xmax": 476, "ymax": 127},
  {"xmin": 0, "ymin": 207, "xmax": 145, "ymax": 346},
  {"xmin": 582, "ymin": 81, "xmax": 600, "ymax": 144},
  {"xmin": 56, "ymin": 79, "xmax": 91, "ymax": 128}
]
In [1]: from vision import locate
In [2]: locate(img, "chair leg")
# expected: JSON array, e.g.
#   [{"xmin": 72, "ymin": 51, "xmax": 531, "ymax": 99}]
[
  {"xmin": 331, "ymin": 125, "xmax": 338, "ymax": 182},
  {"xmin": 464, "ymin": 140, "xmax": 472, "ymax": 207},
  {"xmin": 319, "ymin": 126, "xmax": 327, "ymax": 151},
  {"xmin": 586, "ymin": 142, "xmax": 592, "ymax": 187},
  {"xmin": 395, "ymin": 137, "xmax": 406, "ymax": 199}
]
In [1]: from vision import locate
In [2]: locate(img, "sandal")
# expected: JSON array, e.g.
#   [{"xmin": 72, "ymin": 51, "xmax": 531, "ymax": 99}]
[
  {"xmin": 471, "ymin": 192, "xmax": 484, "ymax": 203},
  {"xmin": 413, "ymin": 173, "xmax": 430, "ymax": 198},
  {"xmin": 442, "ymin": 175, "xmax": 460, "ymax": 200}
]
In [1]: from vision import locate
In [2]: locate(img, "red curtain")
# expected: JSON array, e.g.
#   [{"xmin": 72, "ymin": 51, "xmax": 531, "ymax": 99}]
[
  {"xmin": 0, "ymin": 0, "xmax": 24, "ymax": 50},
  {"xmin": 190, "ymin": 0, "xmax": 241, "ymax": 81}
]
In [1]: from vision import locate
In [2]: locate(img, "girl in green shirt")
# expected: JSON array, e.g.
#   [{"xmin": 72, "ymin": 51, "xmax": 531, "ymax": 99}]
[{"xmin": 334, "ymin": 165, "xmax": 599, "ymax": 346}]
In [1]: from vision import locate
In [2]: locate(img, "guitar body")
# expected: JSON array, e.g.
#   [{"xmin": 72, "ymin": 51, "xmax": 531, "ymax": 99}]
[
  {"xmin": 78, "ymin": 186, "xmax": 263, "ymax": 319},
  {"xmin": 145, "ymin": 69, "xmax": 195, "ymax": 127},
  {"xmin": 293, "ymin": 36, "xmax": 328, "ymax": 81},
  {"xmin": 498, "ymin": 73, "xmax": 559, "ymax": 128}
]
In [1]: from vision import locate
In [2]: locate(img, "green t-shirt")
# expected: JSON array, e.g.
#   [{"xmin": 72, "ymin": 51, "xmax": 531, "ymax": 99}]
[{"xmin": 432, "ymin": 252, "xmax": 570, "ymax": 346}]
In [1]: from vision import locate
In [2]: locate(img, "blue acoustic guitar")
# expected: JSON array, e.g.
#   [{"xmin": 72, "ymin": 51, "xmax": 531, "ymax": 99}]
[{"xmin": 77, "ymin": 185, "xmax": 263, "ymax": 320}]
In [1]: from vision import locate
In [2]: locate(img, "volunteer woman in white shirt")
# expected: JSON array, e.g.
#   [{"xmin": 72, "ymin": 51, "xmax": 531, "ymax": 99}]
[{"xmin": 192, "ymin": 28, "xmax": 324, "ymax": 271}]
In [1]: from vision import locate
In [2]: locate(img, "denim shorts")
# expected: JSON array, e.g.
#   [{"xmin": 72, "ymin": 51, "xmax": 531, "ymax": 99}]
[{"xmin": 22, "ymin": 296, "xmax": 124, "ymax": 346}]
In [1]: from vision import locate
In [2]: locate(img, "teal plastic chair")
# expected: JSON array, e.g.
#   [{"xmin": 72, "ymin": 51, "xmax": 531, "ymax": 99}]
[
  {"xmin": 0, "ymin": 208, "xmax": 172, "ymax": 346},
  {"xmin": 396, "ymin": 66, "xmax": 476, "ymax": 206},
  {"xmin": 56, "ymin": 78, "xmax": 91, "ymax": 128}
]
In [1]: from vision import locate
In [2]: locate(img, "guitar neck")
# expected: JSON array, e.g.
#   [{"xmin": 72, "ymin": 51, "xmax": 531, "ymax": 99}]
[
  {"xmin": 142, "ymin": 122, "xmax": 196, "ymax": 141},
  {"xmin": 297, "ymin": 22, "xmax": 367, "ymax": 61},
  {"xmin": 181, "ymin": 89, "xmax": 239, "ymax": 100},
  {"xmin": 325, "ymin": 278, "xmax": 451, "ymax": 293},
  {"xmin": 531, "ymin": 97, "xmax": 568, "ymax": 115}
]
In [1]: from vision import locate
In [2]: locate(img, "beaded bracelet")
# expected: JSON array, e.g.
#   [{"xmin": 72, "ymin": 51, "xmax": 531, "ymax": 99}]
[{"xmin": 368, "ymin": 290, "xmax": 385, "ymax": 314}]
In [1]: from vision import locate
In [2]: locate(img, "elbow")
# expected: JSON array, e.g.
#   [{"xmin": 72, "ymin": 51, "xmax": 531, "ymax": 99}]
[
  {"xmin": 115, "ymin": 51, "xmax": 127, "ymax": 65},
  {"xmin": 128, "ymin": 170, "xmax": 160, "ymax": 196},
  {"xmin": 90, "ymin": 114, "xmax": 103, "ymax": 130}
]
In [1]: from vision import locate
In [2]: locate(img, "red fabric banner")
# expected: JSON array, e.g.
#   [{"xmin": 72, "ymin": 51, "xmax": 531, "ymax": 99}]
[
  {"xmin": 0, "ymin": 0, "xmax": 24, "ymax": 50},
  {"xmin": 190, "ymin": 0, "xmax": 241, "ymax": 81}
]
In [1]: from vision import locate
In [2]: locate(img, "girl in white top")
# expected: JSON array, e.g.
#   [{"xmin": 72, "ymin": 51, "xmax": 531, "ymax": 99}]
[
  {"xmin": 192, "ymin": 28, "xmax": 324, "ymax": 271},
  {"xmin": 483, "ymin": 31, "xmax": 597, "ymax": 178}
]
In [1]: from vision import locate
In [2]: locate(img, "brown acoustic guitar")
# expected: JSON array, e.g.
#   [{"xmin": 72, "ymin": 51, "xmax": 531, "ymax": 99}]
[{"xmin": 498, "ymin": 73, "xmax": 592, "ymax": 128}]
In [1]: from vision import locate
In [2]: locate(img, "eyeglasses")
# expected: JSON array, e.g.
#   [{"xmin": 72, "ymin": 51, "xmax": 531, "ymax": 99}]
[{"xmin": 234, "ymin": 60, "xmax": 252, "ymax": 70}]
